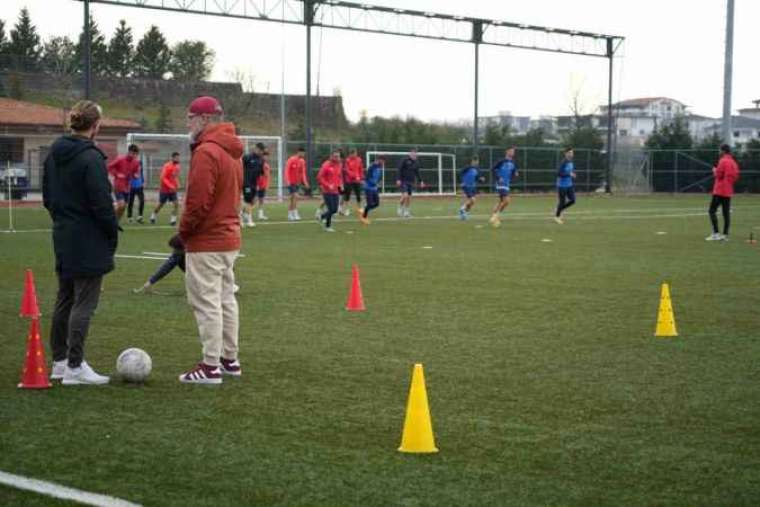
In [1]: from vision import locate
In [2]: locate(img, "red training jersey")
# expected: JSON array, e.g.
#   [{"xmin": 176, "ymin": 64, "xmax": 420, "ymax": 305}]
[
  {"xmin": 107, "ymin": 155, "xmax": 140, "ymax": 193},
  {"xmin": 317, "ymin": 159, "xmax": 343, "ymax": 194},
  {"xmin": 285, "ymin": 155, "xmax": 307, "ymax": 186},
  {"xmin": 159, "ymin": 161, "xmax": 181, "ymax": 193},
  {"xmin": 257, "ymin": 162, "xmax": 271, "ymax": 190},
  {"xmin": 344, "ymin": 155, "xmax": 364, "ymax": 183},
  {"xmin": 712, "ymin": 154, "xmax": 740, "ymax": 197}
]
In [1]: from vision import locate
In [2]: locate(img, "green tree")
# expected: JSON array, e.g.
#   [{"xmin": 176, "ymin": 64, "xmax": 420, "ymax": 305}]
[
  {"xmin": 695, "ymin": 131, "xmax": 723, "ymax": 150},
  {"xmin": 134, "ymin": 26, "xmax": 171, "ymax": 79},
  {"xmin": 169, "ymin": 40, "xmax": 214, "ymax": 81},
  {"xmin": 8, "ymin": 73, "xmax": 24, "ymax": 99},
  {"xmin": 107, "ymin": 20, "xmax": 134, "ymax": 77},
  {"xmin": 155, "ymin": 102, "xmax": 173, "ymax": 133},
  {"xmin": 562, "ymin": 126, "xmax": 604, "ymax": 150},
  {"xmin": 0, "ymin": 20, "xmax": 9, "ymax": 70},
  {"xmin": 75, "ymin": 15, "xmax": 109, "ymax": 76},
  {"xmin": 8, "ymin": 8, "xmax": 41, "ymax": 71},
  {"xmin": 41, "ymin": 36, "xmax": 77, "ymax": 75},
  {"xmin": 645, "ymin": 116, "xmax": 693, "ymax": 149},
  {"xmin": 521, "ymin": 128, "xmax": 546, "ymax": 147}
]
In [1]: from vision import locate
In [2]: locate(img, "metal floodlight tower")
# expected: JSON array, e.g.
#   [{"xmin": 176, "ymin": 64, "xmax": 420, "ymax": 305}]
[{"xmin": 73, "ymin": 0, "xmax": 623, "ymax": 192}]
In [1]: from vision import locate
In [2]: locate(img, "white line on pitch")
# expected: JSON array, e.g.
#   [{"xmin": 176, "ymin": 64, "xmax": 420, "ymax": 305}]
[
  {"xmin": 116, "ymin": 254, "xmax": 165, "ymax": 261},
  {"xmin": 0, "ymin": 470, "xmax": 141, "ymax": 507}
]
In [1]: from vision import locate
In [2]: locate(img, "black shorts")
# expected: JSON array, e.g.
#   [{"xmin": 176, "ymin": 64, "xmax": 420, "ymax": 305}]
[
  {"xmin": 243, "ymin": 187, "xmax": 255, "ymax": 204},
  {"xmin": 159, "ymin": 192, "xmax": 178, "ymax": 204},
  {"xmin": 343, "ymin": 182, "xmax": 362, "ymax": 201}
]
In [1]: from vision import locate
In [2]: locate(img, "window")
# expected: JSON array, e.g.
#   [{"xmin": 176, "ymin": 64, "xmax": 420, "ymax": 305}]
[{"xmin": 0, "ymin": 137, "xmax": 24, "ymax": 163}]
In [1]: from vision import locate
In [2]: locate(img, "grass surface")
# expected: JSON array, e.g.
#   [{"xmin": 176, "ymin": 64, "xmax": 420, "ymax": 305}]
[{"xmin": 1, "ymin": 194, "xmax": 759, "ymax": 506}]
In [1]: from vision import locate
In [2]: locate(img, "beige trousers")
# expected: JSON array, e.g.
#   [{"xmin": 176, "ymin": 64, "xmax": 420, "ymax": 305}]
[{"xmin": 185, "ymin": 251, "xmax": 239, "ymax": 367}]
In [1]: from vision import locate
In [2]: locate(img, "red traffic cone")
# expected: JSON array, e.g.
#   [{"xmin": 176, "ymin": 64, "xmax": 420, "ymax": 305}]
[
  {"xmin": 345, "ymin": 264, "xmax": 366, "ymax": 312},
  {"xmin": 18, "ymin": 318, "xmax": 52, "ymax": 389},
  {"xmin": 20, "ymin": 269, "xmax": 41, "ymax": 318}
]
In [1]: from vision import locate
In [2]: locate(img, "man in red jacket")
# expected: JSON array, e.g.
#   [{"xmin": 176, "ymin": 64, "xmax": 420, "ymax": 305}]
[
  {"xmin": 340, "ymin": 148, "xmax": 364, "ymax": 216},
  {"xmin": 317, "ymin": 149, "xmax": 343, "ymax": 232},
  {"xmin": 107, "ymin": 144, "xmax": 140, "ymax": 222},
  {"xmin": 285, "ymin": 147, "xmax": 309, "ymax": 221},
  {"xmin": 178, "ymin": 96, "xmax": 244, "ymax": 384},
  {"xmin": 706, "ymin": 144, "xmax": 740, "ymax": 241}
]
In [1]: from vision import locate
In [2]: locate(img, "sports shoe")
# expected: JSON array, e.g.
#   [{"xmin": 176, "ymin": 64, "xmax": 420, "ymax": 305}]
[
  {"xmin": 553, "ymin": 216, "xmax": 564, "ymax": 225},
  {"xmin": 315, "ymin": 208, "xmax": 322, "ymax": 219},
  {"xmin": 137, "ymin": 216, "xmax": 144, "ymax": 224},
  {"xmin": 178, "ymin": 363, "xmax": 222, "ymax": 384},
  {"xmin": 169, "ymin": 216, "xmax": 177, "ymax": 226},
  {"xmin": 62, "ymin": 361, "xmax": 110, "ymax": 385},
  {"xmin": 324, "ymin": 227, "xmax": 336, "ymax": 232},
  {"xmin": 294, "ymin": 211, "xmax": 302, "ymax": 221},
  {"xmin": 133, "ymin": 282, "xmax": 152, "ymax": 294},
  {"xmin": 50, "ymin": 359, "xmax": 67, "ymax": 380},
  {"xmin": 127, "ymin": 217, "xmax": 134, "ymax": 224},
  {"xmin": 150, "ymin": 213, "xmax": 157, "ymax": 224},
  {"xmin": 397, "ymin": 207, "xmax": 403, "ymax": 217},
  {"xmin": 258, "ymin": 211, "xmax": 269, "ymax": 221},
  {"xmin": 233, "ymin": 283, "xmax": 240, "ymax": 294},
  {"xmin": 220, "ymin": 358, "xmax": 242, "ymax": 377},
  {"xmin": 705, "ymin": 233, "xmax": 722, "ymax": 241},
  {"xmin": 359, "ymin": 214, "xmax": 370, "ymax": 226},
  {"xmin": 245, "ymin": 217, "xmax": 256, "ymax": 228},
  {"xmin": 459, "ymin": 208, "xmax": 467, "ymax": 220}
]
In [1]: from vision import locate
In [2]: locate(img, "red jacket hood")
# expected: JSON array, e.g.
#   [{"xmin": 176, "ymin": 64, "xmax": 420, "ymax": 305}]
[{"xmin": 195, "ymin": 122, "xmax": 243, "ymax": 159}]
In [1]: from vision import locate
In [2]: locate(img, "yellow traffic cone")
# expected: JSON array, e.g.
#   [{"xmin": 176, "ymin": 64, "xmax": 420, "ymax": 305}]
[
  {"xmin": 655, "ymin": 283, "xmax": 678, "ymax": 337},
  {"xmin": 398, "ymin": 363, "xmax": 438, "ymax": 454}
]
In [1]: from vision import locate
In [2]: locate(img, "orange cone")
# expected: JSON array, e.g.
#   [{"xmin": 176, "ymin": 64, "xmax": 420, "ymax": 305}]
[
  {"xmin": 18, "ymin": 318, "xmax": 52, "ymax": 389},
  {"xmin": 20, "ymin": 269, "xmax": 40, "ymax": 318},
  {"xmin": 345, "ymin": 264, "xmax": 366, "ymax": 312}
]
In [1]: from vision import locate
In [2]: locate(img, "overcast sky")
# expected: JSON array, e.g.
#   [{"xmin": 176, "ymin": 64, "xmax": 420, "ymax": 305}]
[{"xmin": 3, "ymin": 1, "xmax": 758, "ymax": 122}]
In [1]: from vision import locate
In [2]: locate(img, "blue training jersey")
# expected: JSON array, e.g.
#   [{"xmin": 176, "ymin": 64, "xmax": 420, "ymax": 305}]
[
  {"xmin": 557, "ymin": 160, "xmax": 575, "ymax": 188},
  {"xmin": 130, "ymin": 161, "xmax": 145, "ymax": 190},
  {"xmin": 365, "ymin": 162, "xmax": 382, "ymax": 191},
  {"xmin": 493, "ymin": 158, "xmax": 518, "ymax": 190},
  {"xmin": 461, "ymin": 166, "xmax": 479, "ymax": 188}
]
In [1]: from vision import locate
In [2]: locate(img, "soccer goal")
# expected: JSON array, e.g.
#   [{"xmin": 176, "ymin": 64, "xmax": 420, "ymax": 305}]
[
  {"xmin": 125, "ymin": 133, "xmax": 284, "ymax": 200},
  {"xmin": 365, "ymin": 151, "xmax": 457, "ymax": 195}
]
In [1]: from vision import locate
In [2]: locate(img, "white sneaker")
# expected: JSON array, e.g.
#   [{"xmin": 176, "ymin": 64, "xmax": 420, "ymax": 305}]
[
  {"xmin": 258, "ymin": 212, "xmax": 268, "ymax": 220},
  {"xmin": 294, "ymin": 212, "xmax": 302, "ymax": 221},
  {"xmin": 244, "ymin": 216, "xmax": 255, "ymax": 228},
  {"xmin": 554, "ymin": 216, "xmax": 564, "ymax": 225},
  {"xmin": 705, "ymin": 233, "xmax": 722, "ymax": 241},
  {"xmin": 324, "ymin": 227, "xmax": 336, "ymax": 232},
  {"xmin": 315, "ymin": 208, "xmax": 322, "ymax": 219},
  {"xmin": 62, "ymin": 361, "xmax": 110, "ymax": 385},
  {"xmin": 343, "ymin": 208, "xmax": 351, "ymax": 216},
  {"xmin": 50, "ymin": 360, "xmax": 66, "ymax": 380},
  {"xmin": 233, "ymin": 283, "xmax": 240, "ymax": 294},
  {"xmin": 169, "ymin": 215, "xmax": 177, "ymax": 226}
]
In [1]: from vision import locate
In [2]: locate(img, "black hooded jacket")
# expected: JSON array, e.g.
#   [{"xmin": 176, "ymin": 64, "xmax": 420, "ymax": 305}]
[{"xmin": 42, "ymin": 135, "xmax": 118, "ymax": 278}]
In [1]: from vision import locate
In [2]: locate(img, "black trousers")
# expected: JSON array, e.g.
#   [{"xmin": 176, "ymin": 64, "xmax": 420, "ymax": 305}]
[
  {"xmin": 343, "ymin": 182, "xmax": 362, "ymax": 203},
  {"xmin": 149, "ymin": 252, "xmax": 186, "ymax": 285},
  {"xmin": 50, "ymin": 274, "xmax": 103, "ymax": 368},
  {"xmin": 128, "ymin": 188, "xmax": 145, "ymax": 218},
  {"xmin": 556, "ymin": 187, "xmax": 576, "ymax": 217},
  {"xmin": 321, "ymin": 193, "xmax": 340, "ymax": 227},
  {"xmin": 709, "ymin": 195, "xmax": 731, "ymax": 235}
]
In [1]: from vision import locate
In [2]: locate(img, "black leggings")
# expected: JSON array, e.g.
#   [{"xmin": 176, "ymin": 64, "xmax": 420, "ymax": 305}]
[
  {"xmin": 149, "ymin": 252, "xmax": 186, "ymax": 285},
  {"xmin": 128, "ymin": 188, "xmax": 145, "ymax": 218},
  {"xmin": 709, "ymin": 195, "xmax": 731, "ymax": 235},
  {"xmin": 364, "ymin": 191, "xmax": 380, "ymax": 217},
  {"xmin": 556, "ymin": 187, "xmax": 576, "ymax": 217},
  {"xmin": 321, "ymin": 193, "xmax": 340, "ymax": 227}
]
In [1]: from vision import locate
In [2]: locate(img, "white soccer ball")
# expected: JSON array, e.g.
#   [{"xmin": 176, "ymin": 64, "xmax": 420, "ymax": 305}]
[{"xmin": 116, "ymin": 348, "xmax": 152, "ymax": 383}]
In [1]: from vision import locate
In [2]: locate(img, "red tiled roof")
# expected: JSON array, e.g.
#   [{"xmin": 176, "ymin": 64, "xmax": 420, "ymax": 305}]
[{"xmin": 0, "ymin": 98, "xmax": 140, "ymax": 129}]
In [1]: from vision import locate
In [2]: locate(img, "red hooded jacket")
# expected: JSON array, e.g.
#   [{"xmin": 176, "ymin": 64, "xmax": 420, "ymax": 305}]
[
  {"xmin": 712, "ymin": 154, "xmax": 740, "ymax": 197},
  {"xmin": 107, "ymin": 155, "xmax": 140, "ymax": 193},
  {"xmin": 317, "ymin": 159, "xmax": 343, "ymax": 194},
  {"xmin": 179, "ymin": 123, "xmax": 244, "ymax": 252},
  {"xmin": 344, "ymin": 155, "xmax": 364, "ymax": 183}
]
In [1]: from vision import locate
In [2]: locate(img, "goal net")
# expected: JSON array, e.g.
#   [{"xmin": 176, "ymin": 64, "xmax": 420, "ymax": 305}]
[
  {"xmin": 365, "ymin": 151, "xmax": 457, "ymax": 195},
  {"xmin": 125, "ymin": 133, "xmax": 284, "ymax": 200}
]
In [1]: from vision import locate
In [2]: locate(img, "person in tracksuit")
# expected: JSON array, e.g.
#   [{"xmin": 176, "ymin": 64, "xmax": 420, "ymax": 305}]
[
  {"xmin": 554, "ymin": 147, "xmax": 576, "ymax": 224},
  {"xmin": 489, "ymin": 147, "xmax": 519, "ymax": 228},
  {"xmin": 127, "ymin": 158, "xmax": 145, "ymax": 223},
  {"xmin": 360, "ymin": 155, "xmax": 384, "ymax": 225},
  {"xmin": 706, "ymin": 144, "xmax": 740, "ymax": 241},
  {"xmin": 459, "ymin": 157, "xmax": 481, "ymax": 220},
  {"xmin": 317, "ymin": 149, "xmax": 343, "ymax": 232},
  {"xmin": 396, "ymin": 148, "xmax": 424, "ymax": 218}
]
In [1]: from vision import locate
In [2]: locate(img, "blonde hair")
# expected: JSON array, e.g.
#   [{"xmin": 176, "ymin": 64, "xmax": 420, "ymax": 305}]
[{"xmin": 69, "ymin": 100, "xmax": 103, "ymax": 132}]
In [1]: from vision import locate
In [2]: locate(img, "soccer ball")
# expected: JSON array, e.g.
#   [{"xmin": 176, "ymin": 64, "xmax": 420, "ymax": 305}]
[{"xmin": 116, "ymin": 348, "xmax": 152, "ymax": 383}]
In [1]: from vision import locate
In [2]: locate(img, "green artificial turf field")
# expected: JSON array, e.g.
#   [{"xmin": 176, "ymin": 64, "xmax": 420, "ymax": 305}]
[{"xmin": 1, "ymin": 194, "xmax": 759, "ymax": 506}]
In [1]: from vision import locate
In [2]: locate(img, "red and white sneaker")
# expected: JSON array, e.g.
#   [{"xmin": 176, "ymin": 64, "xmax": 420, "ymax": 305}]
[
  {"xmin": 178, "ymin": 363, "xmax": 222, "ymax": 384},
  {"xmin": 220, "ymin": 357, "xmax": 242, "ymax": 377}
]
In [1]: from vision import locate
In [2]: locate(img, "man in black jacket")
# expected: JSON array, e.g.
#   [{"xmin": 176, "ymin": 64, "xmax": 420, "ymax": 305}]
[
  {"xmin": 241, "ymin": 142, "xmax": 265, "ymax": 227},
  {"xmin": 42, "ymin": 100, "xmax": 118, "ymax": 385}
]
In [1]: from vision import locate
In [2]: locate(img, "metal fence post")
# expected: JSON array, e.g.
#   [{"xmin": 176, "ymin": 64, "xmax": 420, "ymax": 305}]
[{"xmin": 674, "ymin": 151, "xmax": 679, "ymax": 192}]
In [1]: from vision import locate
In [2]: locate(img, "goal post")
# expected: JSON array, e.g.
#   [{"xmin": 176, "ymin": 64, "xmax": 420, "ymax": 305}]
[
  {"xmin": 125, "ymin": 133, "xmax": 285, "ymax": 200},
  {"xmin": 365, "ymin": 151, "xmax": 457, "ymax": 195}
]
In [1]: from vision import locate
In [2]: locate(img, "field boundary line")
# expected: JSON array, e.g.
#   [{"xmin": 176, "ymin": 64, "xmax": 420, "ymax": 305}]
[{"xmin": 0, "ymin": 470, "xmax": 141, "ymax": 507}]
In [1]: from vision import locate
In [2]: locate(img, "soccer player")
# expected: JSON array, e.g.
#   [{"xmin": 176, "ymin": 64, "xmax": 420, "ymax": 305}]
[
  {"xmin": 317, "ymin": 149, "xmax": 343, "ymax": 232},
  {"xmin": 127, "ymin": 158, "xmax": 145, "ymax": 223},
  {"xmin": 108, "ymin": 144, "xmax": 140, "ymax": 222},
  {"xmin": 706, "ymin": 143, "xmax": 741, "ymax": 241},
  {"xmin": 459, "ymin": 157, "xmax": 481, "ymax": 220},
  {"xmin": 150, "ymin": 152, "xmax": 181, "ymax": 225},
  {"xmin": 360, "ymin": 155, "xmax": 384, "ymax": 225},
  {"xmin": 134, "ymin": 234, "xmax": 186, "ymax": 294},
  {"xmin": 554, "ymin": 147, "xmax": 577, "ymax": 224},
  {"xmin": 341, "ymin": 148, "xmax": 364, "ymax": 216},
  {"xmin": 256, "ymin": 150, "xmax": 271, "ymax": 220},
  {"xmin": 489, "ymin": 147, "xmax": 519, "ymax": 227},
  {"xmin": 396, "ymin": 148, "xmax": 424, "ymax": 218},
  {"xmin": 285, "ymin": 147, "xmax": 309, "ymax": 221},
  {"xmin": 242, "ymin": 142, "xmax": 265, "ymax": 227}
]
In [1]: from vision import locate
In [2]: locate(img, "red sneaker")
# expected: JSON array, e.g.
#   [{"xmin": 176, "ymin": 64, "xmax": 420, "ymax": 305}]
[
  {"xmin": 178, "ymin": 363, "xmax": 222, "ymax": 384},
  {"xmin": 220, "ymin": 357, "xmax": 242, "ymax": 377}
]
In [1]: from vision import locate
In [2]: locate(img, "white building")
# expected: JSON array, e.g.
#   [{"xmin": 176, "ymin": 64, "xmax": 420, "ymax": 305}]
[
  {"xmin": 477, "ymin": 111, "xmax": 532, "ymax": 135},
  {"xmin": 599, "ymin": 97, "xmax": 688, "ymax": 146}
]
